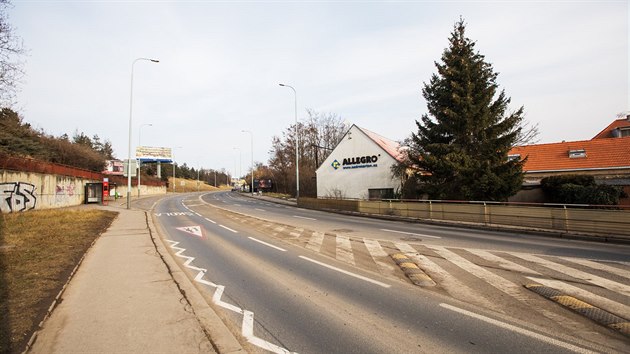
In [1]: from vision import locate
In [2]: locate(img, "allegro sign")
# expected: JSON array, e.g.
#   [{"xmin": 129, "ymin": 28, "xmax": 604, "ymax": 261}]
[{"xmin": 332, "ymin": 155, "xmax": 379, "ymax": 170}]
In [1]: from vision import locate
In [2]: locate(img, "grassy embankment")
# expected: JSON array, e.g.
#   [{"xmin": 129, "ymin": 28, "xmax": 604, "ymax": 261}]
[
  {"xmin": 168, "ymin": 177, "xmax": 232, "ymax": 193},
  {"xmin": 0, "ymin": 209, "xmax": 117, "ymax": 354}
]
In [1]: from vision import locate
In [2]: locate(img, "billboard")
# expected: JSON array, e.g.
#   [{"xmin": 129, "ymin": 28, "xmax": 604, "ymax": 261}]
[{"xmin": 135, "ymin": 146, "xmax": 173, "ymax": 163}]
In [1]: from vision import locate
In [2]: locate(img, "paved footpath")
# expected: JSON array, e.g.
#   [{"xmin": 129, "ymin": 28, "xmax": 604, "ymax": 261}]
[{"xmin": 28, "ymin": 201, "xmax": 244, "ymax": 354}]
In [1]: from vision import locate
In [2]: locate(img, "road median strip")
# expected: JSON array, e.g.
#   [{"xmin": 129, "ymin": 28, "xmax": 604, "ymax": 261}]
[
  {"xmin": 390, "ymin": 253, "xmax": 436, "ymax": 287},
  {"xmin": 525, "ymin": 283, "xmax": 630, "ymax": 337}
]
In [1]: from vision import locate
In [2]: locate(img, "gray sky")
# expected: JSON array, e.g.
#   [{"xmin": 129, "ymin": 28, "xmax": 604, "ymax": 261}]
[{"xmin": 10, "ymin": 1, "xmax": 628, "ymax": 176}]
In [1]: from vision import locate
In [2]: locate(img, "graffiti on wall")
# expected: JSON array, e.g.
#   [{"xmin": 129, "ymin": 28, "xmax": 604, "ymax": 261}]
[
  {"xmin": 0, "ymin": 182, "xmax": 37, "ymax": 213},
  {"xmin": 55, "ymin": 183, "xmax": 76, "ymax": 203}
]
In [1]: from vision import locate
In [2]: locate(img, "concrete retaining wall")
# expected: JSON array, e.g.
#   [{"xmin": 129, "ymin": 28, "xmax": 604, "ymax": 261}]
[{"xmin": 1, "ymin": 169, "xmax": 166, "ymax": 213}]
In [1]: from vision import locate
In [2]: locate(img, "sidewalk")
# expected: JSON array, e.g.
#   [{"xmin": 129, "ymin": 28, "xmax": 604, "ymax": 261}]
[{"xmin": 27, "ymin": 201, "xmax": 242, "ymax": 354}]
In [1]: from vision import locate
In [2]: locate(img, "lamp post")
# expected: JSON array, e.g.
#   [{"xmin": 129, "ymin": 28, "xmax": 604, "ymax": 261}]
[
  {"xmin": 137, "ymin": 123, "xmax": 153, "ymax": 197},
  {"xmin": 127, "ymin": 57, "xmax": 159, "ymax": 209},
  {"xmin": 279, "ymin": 83, "xmax": 299, "ymax": 199},
  {"xmin": 242, "ymin": 130, "xmax": 254, "ymax": 195}
]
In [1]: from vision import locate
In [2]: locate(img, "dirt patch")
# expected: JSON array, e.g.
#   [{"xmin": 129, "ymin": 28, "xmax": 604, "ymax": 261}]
[{"xmin": 0, "ymin": 209, "xmax": 117, "ymax": 354}]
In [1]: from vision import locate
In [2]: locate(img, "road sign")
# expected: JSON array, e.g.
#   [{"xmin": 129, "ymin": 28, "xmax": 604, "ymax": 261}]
[{"xmin": 123, "ymin": 159, "xmax": 137, "ymax": 177}]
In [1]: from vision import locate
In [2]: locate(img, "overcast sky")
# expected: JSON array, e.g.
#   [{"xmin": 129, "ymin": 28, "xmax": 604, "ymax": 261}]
[{"xmin": 10, "ymin": 1, "xmax": 628, "ymax": 176}]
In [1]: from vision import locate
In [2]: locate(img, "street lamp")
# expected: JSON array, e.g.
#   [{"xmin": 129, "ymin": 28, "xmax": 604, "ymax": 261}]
[
  {"xmin": 242, "ymin": 130, "xmax": 254, "ymax": 195},
  {"xmin": 127, "ymin": 57, "xmax": 159, "ymax": 209},
  {"xmin": 137, "ymin": 123, "xmax": 153, "ymax": 198},
  {"xmin": 279, "ymin": 83, "xmax": 299, "ymax": 199}
]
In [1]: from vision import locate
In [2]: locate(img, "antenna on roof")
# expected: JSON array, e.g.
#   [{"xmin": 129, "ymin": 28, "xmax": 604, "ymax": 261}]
[
  {"xmin": 615, "ymin": 110, "xmax": 630, "ymax": 121},
  {"xmin": 342, "ymin": 120, "xmax": 352, "ymax": 132}
]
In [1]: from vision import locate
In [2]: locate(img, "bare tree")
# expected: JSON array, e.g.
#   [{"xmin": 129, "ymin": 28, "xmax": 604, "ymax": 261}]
[
  {"xmin": 0, "ymin": 0, "xmax": 24, "ymax": 106},
  {"xmin": 267, "ymin": 109, "xmax": 346, "ymax": 197}
]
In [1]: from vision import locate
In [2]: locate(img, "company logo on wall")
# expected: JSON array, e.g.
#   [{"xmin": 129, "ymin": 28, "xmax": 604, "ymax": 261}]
[{"xmin": 332, "ymin": 155, "xmax": 379, "ymax": 170}]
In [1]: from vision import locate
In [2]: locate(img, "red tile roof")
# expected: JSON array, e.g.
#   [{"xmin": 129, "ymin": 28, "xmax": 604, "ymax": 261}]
[
  {"xmin": 509, "ymin": 137, "xmax": 630, "ymax": 172},
  {"xmin": 592, "ymin": 118, "xmax": 630, "ymax": 139},
  {"xmin": 358, "ymin": 126, "xmax": 404, "ymax": 162}
]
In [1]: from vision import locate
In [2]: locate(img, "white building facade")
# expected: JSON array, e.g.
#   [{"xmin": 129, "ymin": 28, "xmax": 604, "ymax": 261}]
[{"xmin": 316, "ymin": 125, "xmax": 403, "ymax": 200}]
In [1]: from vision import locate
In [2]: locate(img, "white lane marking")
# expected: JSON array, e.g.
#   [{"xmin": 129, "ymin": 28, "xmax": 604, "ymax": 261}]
[
  {"xmin": 299, "ymin": 256, "xmax": 391, "ymax": 288},
  {"xmin": 511, "ymin": 253, "xmax": 630, "ymax": 297},
  {"xmin": 151, "ymin": 201, "xmax": 157, "ymax": 209},
  {"xmin": 166, "ymin": 240, "xmax": 291, "ymax": 353},
  {"xmin": 293, "ymin": 215, "xmax": 317, "ymax": 221},
  {"xmin": 255, "ymin": 208, "xmax": 266, "ymax": 212},
  {"xmin": 306, "ymin": 232, "xmax": 325, "ymax": 252},
  {"xmin": 219, "ymin": 225, "xmax": 238, "ymax": 233},
  {"xmin": 336, "ymin": 235, "xmax": 355, "ymax": 265},
  {"xmin": 248, "ymin": 237, "xmax": 287, "ymax": 252},
  {"xmin": 243, "ymin": 311, "xmax": 295, "ymax": 354},
  {"xmin": 194, "ymin": 212, "xmax": 202, "ymax": 217},
  {"xmin": 205, "ymin": 217, "xmax": 217, "ymax": 224},
  {"xmin": 439, "ymin": 303, "xmax": 594, "ymax": 354},
  {"xmin": 468, "ymin": 249, "xmax": 541, "ymax": 275},
  {"xmin": 527, "ymin": 277, "xmax": 630, "ymax": 319},
  {"xmin": 381, "ymin": 228, "xmax": 441, "ymax": 239},
  {"xmin": 234, "ymin": 204, "xmax": 242, "ymax": 207},
  {"xmin": 559, "ymin": 257, "xmax": 630, "ymax": 280}
]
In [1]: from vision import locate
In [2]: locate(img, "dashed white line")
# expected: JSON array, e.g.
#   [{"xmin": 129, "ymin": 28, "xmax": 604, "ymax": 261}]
[
  {"xmin": 219, "ymin": 225, "xmax": 238, "ymax": 233},
  {"xmin": 255, "ymin": 208, "xmax": 266, "ymax": 212},
  {"xmin": 299, "ymin": 256, "xmax": 391, "ymax": 288},
  {"xmin": 204, "ymin": 217, "xmax": 217, "ymax": 224},
  {"xmin": 293, "ymin": 215, "xmax": 317, "ymax": 221},
  {"xmin": 439, "ymin": 303, "xmax": 593, "ymax": 354},
  {"xmin": 381, "ymin": 228, "xmax": 441, "ymax": 239},
  {"xmin": 248, "ymin": 237, "xmax": 287, "ymax": 252}
]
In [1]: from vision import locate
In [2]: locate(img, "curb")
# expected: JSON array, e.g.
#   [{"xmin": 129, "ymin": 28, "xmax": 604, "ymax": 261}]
[
  {"xmin": 390, "ymin": 253, "xmax": 436, "ymax": 287},
  {"xmin": 525, "ymin": 284, "xmax": 630, "ymax": 338},
  {"xmin": 148, "ymin": 206, "xmax": 245, "ymax": 354}
]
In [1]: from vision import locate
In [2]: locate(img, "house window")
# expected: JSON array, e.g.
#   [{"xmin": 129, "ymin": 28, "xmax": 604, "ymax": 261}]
[
  {"xmin": 368, "ymin": 188, "xmax": 394, "ymax": 200},
  {"xmin": 620, "ymin": 128, "xmax": 630, "ymax": 137},
  {"xmin": 568, "ymin": 149, "xmax": 586, "ymax": 158},
  {"xmin": 507, "ymin": 154, "xmax": 520, "ymax": 162}
]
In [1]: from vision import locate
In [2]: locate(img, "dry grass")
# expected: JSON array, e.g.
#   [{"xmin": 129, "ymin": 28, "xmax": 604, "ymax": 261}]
[
  {"xmin": 0, "ymin": 209, "xmax": 117, "ymax": 354},
  {"xmin": 168, "ymin": 177, "xmax": 231, "ymax": 193}
]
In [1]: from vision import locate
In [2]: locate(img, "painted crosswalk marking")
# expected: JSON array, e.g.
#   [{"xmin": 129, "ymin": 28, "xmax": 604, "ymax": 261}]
[
  {"xmin": 527, "ymin": 276, "xmax": 630, "ymax": 319},
  {"xmin": 335, "ymin": 235, "xmax": 355, "ymax": 265},
  {"xmin": 467, "ymin": 249, "xmax": 541, "ymax": 275},
  {"xmin": 426, "ymin": 245, "xmax": 532, "ymax": 302},
  {"xmin": 558, "ymin": 257, "xmax": 630, "ymax": 280},
  {"xmin": 510, "ymin": 253, "xmax": 630, "ymax": 297},
  {"xmin": 306, "ymin": 232, "xmax": 324, "ymax": 252}
]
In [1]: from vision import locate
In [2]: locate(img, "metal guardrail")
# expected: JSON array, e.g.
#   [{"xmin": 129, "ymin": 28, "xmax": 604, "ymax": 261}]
[{"xmin": 298, "ymin": 197, "xmax": 630, "ymax": 240}]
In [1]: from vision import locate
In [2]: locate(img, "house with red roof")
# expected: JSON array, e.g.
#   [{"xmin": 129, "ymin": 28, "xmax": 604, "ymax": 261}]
[{"xmin": 509, "ymin": 116, "xmax": 630, "ymax": 204}]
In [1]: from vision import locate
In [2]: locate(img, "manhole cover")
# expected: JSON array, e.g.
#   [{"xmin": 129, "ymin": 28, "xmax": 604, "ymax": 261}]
[
  {"xmin": 332, "ymin": 229, "xmax": 353, "ymax": 233},
  {"xmin": 400, "ymin": 236, "xmax": 423, "ymax": 242}
]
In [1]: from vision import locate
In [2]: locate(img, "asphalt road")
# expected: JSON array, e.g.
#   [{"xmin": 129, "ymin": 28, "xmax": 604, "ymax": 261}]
[{"xmin": 149, "ymin": 192, "xmax": 629, "ymax": 353}]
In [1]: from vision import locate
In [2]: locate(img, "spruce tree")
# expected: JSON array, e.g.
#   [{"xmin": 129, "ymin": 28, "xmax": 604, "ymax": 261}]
[{"xmin": 409, "ymin": 19, "xmax": 524, "ymax": 201}]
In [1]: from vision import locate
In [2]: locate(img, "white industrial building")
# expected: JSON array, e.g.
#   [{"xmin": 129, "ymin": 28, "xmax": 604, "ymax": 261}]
[{"xmin": 316, "ymin": 125, "xmax": 403, "ymax": 200}]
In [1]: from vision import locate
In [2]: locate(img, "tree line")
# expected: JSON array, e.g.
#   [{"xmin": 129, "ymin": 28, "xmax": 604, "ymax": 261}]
[{"xmin": 0, "ymin": 108, "xmax": 115, "ymax": 171}]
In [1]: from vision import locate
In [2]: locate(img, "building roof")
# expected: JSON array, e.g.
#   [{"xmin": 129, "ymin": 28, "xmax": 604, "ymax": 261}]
[
  {"xmin": 356, "ymin": 125, "xmax": 404, "ymax": 162},
  {"xmin": 509, "ymin": 136, "xmax": 630, "ymax": 173},
  {"xmin": 592, "ymin": 117, "xmax": 630, "ymax": 139}
]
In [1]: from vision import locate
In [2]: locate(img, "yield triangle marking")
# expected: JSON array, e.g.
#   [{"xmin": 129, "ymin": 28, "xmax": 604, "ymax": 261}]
[{"xmin": 176, "ymin": 225, "xmax": 204, "ymax": 238}]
